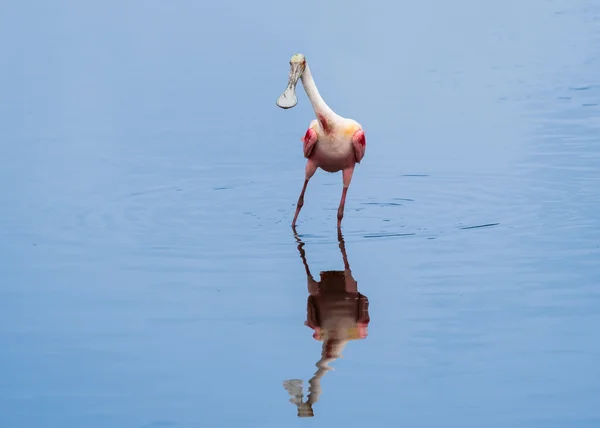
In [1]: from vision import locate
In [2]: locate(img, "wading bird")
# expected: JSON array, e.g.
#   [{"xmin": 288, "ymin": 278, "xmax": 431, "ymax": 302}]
[
  {"xmin": 283, "ymin": 232, "xmax": 370, "ymax": 417},
  {"xmin": 277, "ymin": 54, "xmax": 366, "ymax": 230}
]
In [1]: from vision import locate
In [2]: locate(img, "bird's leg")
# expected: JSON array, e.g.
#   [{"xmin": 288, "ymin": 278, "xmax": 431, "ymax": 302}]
[
  {"xmin": 294, "ymin": 232, "xmax": 318, "ymax": 295},
  {"xmin": 337, "ymin": 166, "xmax": 355, "ymax": 230},
  {"xmin": 336, "ymin": 187, "xmax": 348, "ymax": 229},
  {"xmin": 292, "ymin": 180, "xmax": 309, "ymax": 228},
  {"xmin": 338, "ymin": 233, "xmax": 350, "ymax": 271},
  {"xmin": 292, "ymin": 159, "xmax": 317, "ymax": 228},
  {"xmin": 338, "ymin": 229, "xmax": 358, "ymax": 293}
]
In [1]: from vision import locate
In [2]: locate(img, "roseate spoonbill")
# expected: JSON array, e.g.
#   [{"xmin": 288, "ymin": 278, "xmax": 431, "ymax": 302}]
[
  {"xmin": 277, "ymin": 53, "xmax": 366, "ymax": 230},
  {"xmin": 283, "ymin": 233, "xmax": 370, "ymax": 417}
]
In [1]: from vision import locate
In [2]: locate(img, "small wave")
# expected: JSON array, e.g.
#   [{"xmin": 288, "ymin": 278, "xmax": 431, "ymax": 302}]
[{"xmin": 459, "ymin": 223, "xmax": 500, "ymax": 230}]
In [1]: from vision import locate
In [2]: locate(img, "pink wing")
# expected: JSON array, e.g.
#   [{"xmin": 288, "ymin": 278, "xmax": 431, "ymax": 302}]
[
  {"xmin": 352, "ymin": 129, "xmax": 366, "ymax": 163},
  {"xmin": 301, "ymin": 128, "xmax": 318, "ymax": 158}
]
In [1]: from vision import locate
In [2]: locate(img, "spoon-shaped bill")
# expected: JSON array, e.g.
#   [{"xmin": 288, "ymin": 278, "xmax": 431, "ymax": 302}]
[
  {"xmin": 277, "ymin": 87, "xmax": 297, "ymax": 109},
  {"xmin": 277, "ymin": 61, "xmax": 304, "ymax": 109}
]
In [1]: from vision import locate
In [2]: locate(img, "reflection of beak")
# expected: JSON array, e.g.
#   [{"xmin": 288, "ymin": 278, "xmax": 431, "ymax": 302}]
[{"xmin": 277, "ymin": 62, "xmax": 305, "ymax": 109}]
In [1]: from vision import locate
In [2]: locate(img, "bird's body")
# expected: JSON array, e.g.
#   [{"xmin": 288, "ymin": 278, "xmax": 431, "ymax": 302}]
[
  {"xmin": 305, "ymin": 117, "xmax": 362, "ymax": 173},
  {"xmin": 277, "ymin": 54, "xmax": 366, "ymax": 230}
]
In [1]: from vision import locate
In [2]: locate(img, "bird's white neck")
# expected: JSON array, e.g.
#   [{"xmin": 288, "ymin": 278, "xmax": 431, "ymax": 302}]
[{"xmin": 301, "ymin": 64, "xmax": 337, "ymax": 120}]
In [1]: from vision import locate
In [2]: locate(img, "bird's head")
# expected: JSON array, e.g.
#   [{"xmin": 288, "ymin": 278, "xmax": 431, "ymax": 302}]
[
  {"xmin": 289, "ymin": 54, "xmax": 307, "ymax": 79},
  {"xmin": 277, "ymin": 53, "xmax": 307, "ymax": 109},
  {"xmin": 290, "ymin": 53, "xmax": 306, "ymax": 66}
]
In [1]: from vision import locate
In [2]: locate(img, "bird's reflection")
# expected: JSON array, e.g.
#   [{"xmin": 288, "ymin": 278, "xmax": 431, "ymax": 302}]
[{"xmin": 283, "ymin": 231, "xmax": 370, "ymax": 417}]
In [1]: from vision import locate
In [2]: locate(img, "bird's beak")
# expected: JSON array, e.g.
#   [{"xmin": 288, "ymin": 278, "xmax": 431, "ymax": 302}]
[{"xmin": 277, "ymin": 61, "xmax": 305, "ymax": 109}]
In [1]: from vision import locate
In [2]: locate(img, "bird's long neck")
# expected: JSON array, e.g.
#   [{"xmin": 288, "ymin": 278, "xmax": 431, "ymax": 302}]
[{"xmin": 301, "ymin": 64, "xmax": 337, "ymax": 121}]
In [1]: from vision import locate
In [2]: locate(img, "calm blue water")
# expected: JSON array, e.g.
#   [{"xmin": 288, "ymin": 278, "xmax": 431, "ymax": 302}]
[{"xmin": 2, "ymin": 0, "xmax": 600, "ymax": 427}]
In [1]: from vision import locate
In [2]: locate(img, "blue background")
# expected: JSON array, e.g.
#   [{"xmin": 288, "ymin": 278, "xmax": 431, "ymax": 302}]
[{"xmin": 1, "ymin": 0, "xmax": 599, "ymax": 426}]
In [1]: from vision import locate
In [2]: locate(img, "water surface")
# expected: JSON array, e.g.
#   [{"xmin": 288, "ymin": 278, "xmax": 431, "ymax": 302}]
[{"xmin": 1, "ymin": 0, "xmax": 600, "ymax": 427}]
